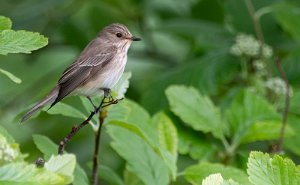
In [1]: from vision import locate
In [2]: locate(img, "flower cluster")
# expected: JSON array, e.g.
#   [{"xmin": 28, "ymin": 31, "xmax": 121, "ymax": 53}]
[
  {"xmin": 265, "ymin": 77, "xmax": 293, "ymax": 97},
  {"xmin": 230, "ymin": 33, "xmax": 273, "ymax": 59},
  {"xmin": 0, "ymin": 135, "xmax": 19, "ymax": 165}
]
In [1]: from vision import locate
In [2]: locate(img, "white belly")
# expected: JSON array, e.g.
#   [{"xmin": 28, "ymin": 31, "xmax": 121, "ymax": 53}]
[{"xmin": 74, "ymin": 54, "xmax": 127, "ymax": 96}]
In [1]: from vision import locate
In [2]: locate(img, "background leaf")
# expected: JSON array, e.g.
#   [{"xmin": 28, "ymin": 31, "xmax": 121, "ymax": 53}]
[
  {"xmin": 0, "ymin": 16, "xmax": 12, "ymax": 31},
  {"xmin": 0, "ymin": 68, "xmax": 21, "ymax": 83},
  {"xmin": 0, "ymin": 30, "xmax": 48, "ymax": 55},
  {"xmin": 166, "ymin": 85, "xmax": 223, "ymax": 138}
]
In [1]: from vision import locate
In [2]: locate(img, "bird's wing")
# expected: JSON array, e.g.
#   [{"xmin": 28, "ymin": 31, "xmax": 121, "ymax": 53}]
[{"xmin": 51, "ymin": 44, "xmax": 117, "ymax": 107}]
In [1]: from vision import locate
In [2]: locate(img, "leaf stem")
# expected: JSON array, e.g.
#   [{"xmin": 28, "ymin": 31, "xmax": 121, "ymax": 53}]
[
  {"xmin": 91, "ymin": 109, "xmax": 107, "ymax": 185},
  {"xmin": 274, "ymin": 57, "xmax": 290, "ymax": 152}
]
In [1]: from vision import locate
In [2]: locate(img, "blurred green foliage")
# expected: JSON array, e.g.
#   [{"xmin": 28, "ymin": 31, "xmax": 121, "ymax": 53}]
[{"xmin": 1, "ymin": 0, "xmax": 300, "ymax": 184}]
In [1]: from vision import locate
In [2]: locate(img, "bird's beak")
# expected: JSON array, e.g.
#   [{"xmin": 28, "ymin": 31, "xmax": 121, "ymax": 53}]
[{"xmin": 131, "ymin": 36, "xmax": 141, "ymax": 41}]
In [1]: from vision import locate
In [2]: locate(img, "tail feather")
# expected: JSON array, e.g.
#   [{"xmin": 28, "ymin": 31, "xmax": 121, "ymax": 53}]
[{"xmin": 21, "ymin": 86, "xmax": 60, "ymax": 122}]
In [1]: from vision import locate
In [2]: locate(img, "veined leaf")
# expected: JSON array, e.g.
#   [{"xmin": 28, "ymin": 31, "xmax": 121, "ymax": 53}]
[
  {"xmin": 247, "ymin": 151, "xmax": 300, "ymax": 185},
  {"xmin": 0, "ymin": 16, "xmax": 12, "ymax": 31},
  {"xmin": 166, "ymin": 85, "xmax": 223, "ymax": 138},
  {"xmin": 0, "ymin": 68, "xmax": 21, "ymax": 83},
  {"xmin": 0, "ymin": 30, "xmax": 48, "ymax": 55}
]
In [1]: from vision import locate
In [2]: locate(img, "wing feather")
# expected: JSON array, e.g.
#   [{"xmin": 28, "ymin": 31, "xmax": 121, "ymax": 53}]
[{"xmin": 51, "ymin": 43, "xmax": 117, "ymax": 106}]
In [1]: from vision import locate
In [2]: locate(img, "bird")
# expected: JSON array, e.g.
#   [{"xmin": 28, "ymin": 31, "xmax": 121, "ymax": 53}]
[{"xmin": 21, "ymin": 23, "xmax": 141, "ymax": 122}]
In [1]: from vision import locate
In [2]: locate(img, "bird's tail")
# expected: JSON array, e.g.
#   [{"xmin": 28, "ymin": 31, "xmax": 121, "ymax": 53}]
[{"xmin": 21, "ymin": 86, "xmax": 60, "ymax": 122}]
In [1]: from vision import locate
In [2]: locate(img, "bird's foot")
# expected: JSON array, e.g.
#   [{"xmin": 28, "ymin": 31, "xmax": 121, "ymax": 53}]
[{"xmin": 101, "ymin": 88, "xmax": 114, "ymax": 103}]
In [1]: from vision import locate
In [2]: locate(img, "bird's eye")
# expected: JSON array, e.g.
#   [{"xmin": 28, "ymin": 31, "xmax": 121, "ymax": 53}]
[{"xmin": 116, "ymin": 33, "xmax": 122, "ymax": 38}]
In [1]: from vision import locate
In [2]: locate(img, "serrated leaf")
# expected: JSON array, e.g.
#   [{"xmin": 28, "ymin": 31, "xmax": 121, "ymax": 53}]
[
  {"xmin": 166, "ymin": 85, "xmax": 223, "ymax": 138},
  {"xmin": 0, "ymin": 68, "xmax": 21, "ymax": 83},
  {"xmin": 44, "ymin": 154, "xmax": 76, "ymax": 184},
  {"xmin": 0, "ymin": 16, "xmax": 12, "ymax": 31},
  {"xmin": 45, "ymin": 102, "xmax": 86, "ymax": 119},
  {"xmin": 0, "ymin": 162, "xmax": 65, "ymax": 185},
  {"xmin": 107, "ymin": 125, "xmax": 170, "ymax": 185},
  {"xmin": 247, "ymin": 151, "xmax": 300, "ymax": 185},
  {"xmin": 0, "ymin": 30, "xmax": 48, "ymax": 55},
  {"xmin": 112, "ymin": 72, "xmax": 131, "ymax": 99},
  {"xmin": 184, "ymin": 162, "xmax": 250, "ymax": 185},
  {"xmin": 225, "ymin": 90, "xmax": 280, "ymax": 147}
]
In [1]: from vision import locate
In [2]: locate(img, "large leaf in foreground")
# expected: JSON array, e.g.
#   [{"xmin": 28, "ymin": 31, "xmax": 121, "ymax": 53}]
[
  {"xmin": 0, "ymin": 30, "xmax": 48, "ymax": 55},
  {"xmin": 247, "ymin": 151, "xmax": 300, "ymax": 185},
  {"xmin": 0, "ymin": 162, "xmax": 65, "ymax": 185},
  {"xmin": 107, "ymin": 125, "xmax": 170, "ymax": 185}
]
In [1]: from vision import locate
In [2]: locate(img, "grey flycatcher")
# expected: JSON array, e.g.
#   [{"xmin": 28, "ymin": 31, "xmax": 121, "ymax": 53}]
[{"xmin": 21, "ymin": 23, "xmax": 141, "ymax": 122}]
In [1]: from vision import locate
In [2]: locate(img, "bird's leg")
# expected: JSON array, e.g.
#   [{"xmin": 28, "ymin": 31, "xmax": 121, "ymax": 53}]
[
  {"xmin": 86, "ymin": 96, "xmax": 97, "ymax": 111},
  {"xmin": 100, "ymin": 88, "xmax": 114, "ymax": 103}
]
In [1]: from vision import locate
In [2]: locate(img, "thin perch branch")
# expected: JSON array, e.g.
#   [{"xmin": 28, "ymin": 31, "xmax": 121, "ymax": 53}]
[
  {"xmin": 274, "ymin": 57, "xmax": 290, "ymax": 152},
  {"xmin": 58, "ymin": 97, "xmax": 123, "ymax": 155},
  {"xmin": 91, "ymin": 109, "xmax": 107, "ymax": 185}
]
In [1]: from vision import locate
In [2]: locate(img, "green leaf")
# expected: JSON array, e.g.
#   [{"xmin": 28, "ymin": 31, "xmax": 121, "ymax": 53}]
[
  {"xmin": 99, "ymin": 165, "xmax": 125, "ymax": 185},
  {"xmin": 0, "ymin": 162, "xmax": 66, "ymax": 185},
  {"xmin": 184, "ymin": 162, "xmax": 250, "ymax": 185},
  {"xmin": 0, "ymin": 16, "xmax": 12, "ymax": 31},
  {"xmin": 112, "ymin": 72, "xmax": 131, "ymax": 99},
  {"xmin": 166, "ymin": 85, "xmax": 223, "ymax": 138},
  {"xmin": 178, "ymin": 129, "xmax": 216, "ymax": 160},
  {"xmin": 272, "ymin": 2, "xmax": 300, "ymax": 43},
  {"xmin": 0, "ymin": 125, "xmax": 15, "ymax": 143},
  {"xmin": 107, "ymin": 125, "xmax": 170, "ymax": 185},
  {"xmin": 0, "ymin": 30, "xmax": 48, "ymax": 55},
  {"xmin": 32, "ymin": 135, "xmax": 88, "ymax": 185},
  {"xmin": 46, "ymin": 102, "xmax": 86, "ymax": 119},
  {"xmin": 241, "ymin": 120, "xmax": 294, "ymax": 144},
  {"xmin": 124, "ymin": 169, "xmax": 145, "ymax": 185},
  {"xmin": 202, "ymin": 173, "xmax": 224, "ymax": 185},
  {"xmin": 44, "ymin": 154, "xmax": 76, "ymax": 184},
  {"xmin": 33, "ymin": 134, "xmax": 57, "ymax": 159},
  {"xmin": 152, "ymin": 112, "xmax": 178, "ymax": 156},
  {"xmin": 73, "ymin": 164, "xmax": 89, "ymax": 185},
  {"xmin": 0, "ymin": 68, "xmax": 21, "ymax": 84},
  {"xmin": 247, "ymin": 151, "xmax": 300, "ymax": 185},
  {"xmin": 152, "ymin": 112, "xmax": 178, "ymax": 180},
  {"xmin": 225, "ymin": 90, "xmax": 280, "ymax": 147}
]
